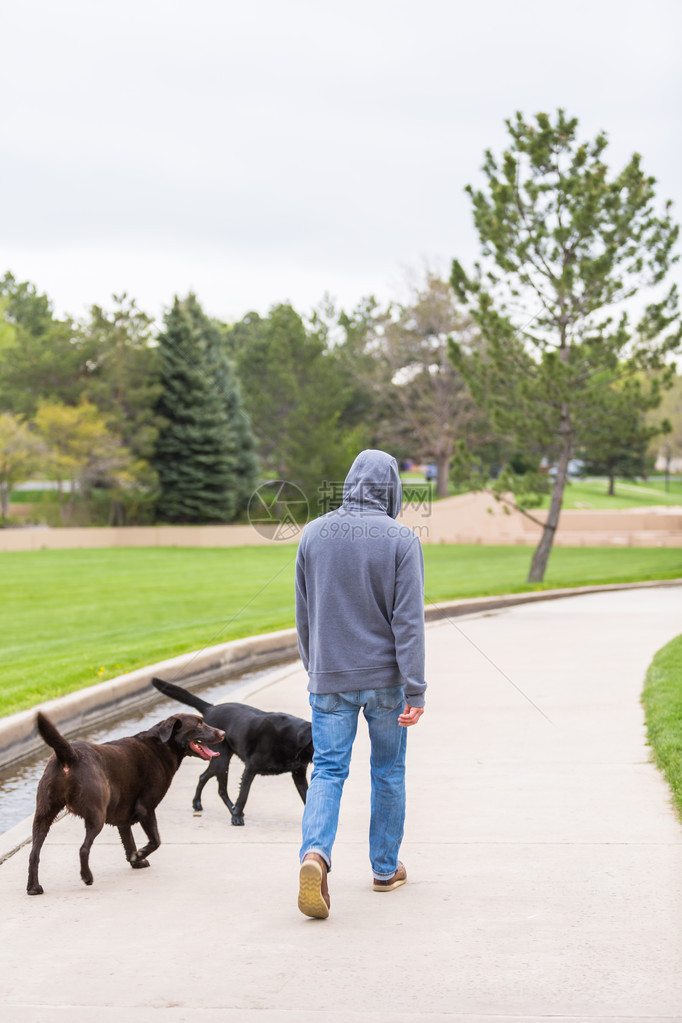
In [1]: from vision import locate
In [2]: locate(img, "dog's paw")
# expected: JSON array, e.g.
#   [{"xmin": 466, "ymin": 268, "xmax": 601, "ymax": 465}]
[
  {"xmin": 81, "ymin": 873, "xmax": 94, "ymax": 886},
  {"xmin": 231, "ymin": 815, "xmax": 245, "ymax": 827},
  {"xmin": 130, "ymin": 853, "xmax": 150, "ymax": 869},
  {"xmin": 27, "ymin": 883, "xmax": 44, "ymax": 896},
  {"xmin": 192, "ymin": 801, "xmax": 203, "ymax": 812}
]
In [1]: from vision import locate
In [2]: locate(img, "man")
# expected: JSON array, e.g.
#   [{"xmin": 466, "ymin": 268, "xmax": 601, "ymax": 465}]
[{"xmin": 295, "ymin": 449, "xmax": 426, "ymax": 919}]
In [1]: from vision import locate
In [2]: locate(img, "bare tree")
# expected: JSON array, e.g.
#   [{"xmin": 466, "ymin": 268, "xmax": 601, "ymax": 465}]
[{"xmin": 381, "ymin": 273, "xmax": 476, "ymax": 497}]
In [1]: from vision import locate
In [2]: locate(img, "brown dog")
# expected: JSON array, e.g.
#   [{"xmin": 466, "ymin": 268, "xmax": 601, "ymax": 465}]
[{"xmin": 27, "ymin": 711, "xmax": 224, "ymax": 895}]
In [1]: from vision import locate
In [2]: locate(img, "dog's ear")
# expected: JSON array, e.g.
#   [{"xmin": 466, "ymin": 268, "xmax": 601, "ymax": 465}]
[{"xmin": 156, "ymin": 716, "xmax": 181, "ymax": 743}]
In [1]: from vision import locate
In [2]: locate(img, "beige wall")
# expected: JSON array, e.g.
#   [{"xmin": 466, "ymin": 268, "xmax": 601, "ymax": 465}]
[
  {"xmin": 1, "ymin": 493, "xmax": 681, "ymax": 551},
  {"xmin": 0, "ymin": 524, "xmax": 286, "ymax": 552}
]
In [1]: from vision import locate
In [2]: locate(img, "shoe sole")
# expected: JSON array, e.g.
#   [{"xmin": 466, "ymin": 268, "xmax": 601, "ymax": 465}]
[
  {"xmin": 373, "ymin": 876, "xmax": 407, "ymax": 892},
  {"xmin": 298, "ymin": 860, "xmax": 330, "ymax": 918}
]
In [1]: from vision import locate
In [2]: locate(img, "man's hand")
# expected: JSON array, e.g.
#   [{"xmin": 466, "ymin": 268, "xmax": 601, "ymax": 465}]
[{"xmin": 398, "ymin": 703, "xmax": 424, "ymax": 727}]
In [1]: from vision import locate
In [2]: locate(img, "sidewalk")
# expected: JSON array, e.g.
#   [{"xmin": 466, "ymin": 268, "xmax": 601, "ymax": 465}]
[{"xmin": 1, "ymin": 587, "xmax": 681, "ymax": 1022}]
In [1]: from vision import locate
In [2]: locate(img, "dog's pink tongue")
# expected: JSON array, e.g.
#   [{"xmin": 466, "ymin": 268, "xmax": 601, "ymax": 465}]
[{"xmin": 192, "ymin": 741, "xmax": 220, "ymax": 759}]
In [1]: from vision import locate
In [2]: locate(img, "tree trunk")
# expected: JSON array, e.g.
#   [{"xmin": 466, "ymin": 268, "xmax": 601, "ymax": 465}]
[
  {"xmin": 608, "ymin": 471, "xmax": 615, "ymax": 496},
  {"xmin": 0, "ymin": 482, "xmax": 8, "ymax": 519},
  {"xmin": 527, "ymin": 435, "xmax": 571, "ymax": 584},
  {"xmin": 436, "ymin": 452, "xmax": 451, "ymax": 499}
]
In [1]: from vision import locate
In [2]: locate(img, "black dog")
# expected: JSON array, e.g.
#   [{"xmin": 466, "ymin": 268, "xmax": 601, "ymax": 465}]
[
  {"xmin": 27, "ymin": 711, "xmax": 224, "ymax": 895},
  {"xmin": 151, "ymin": 677, "xmax": 314, "ymax": 826}
]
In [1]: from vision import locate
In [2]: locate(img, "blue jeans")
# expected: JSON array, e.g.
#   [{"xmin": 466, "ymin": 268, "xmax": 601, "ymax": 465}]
[{"xmin": 300, "ymin": 685, "xmax": 407, "ymax": 880}]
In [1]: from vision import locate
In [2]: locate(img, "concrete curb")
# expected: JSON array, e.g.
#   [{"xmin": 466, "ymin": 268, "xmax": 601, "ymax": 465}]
[
  {"xmin": 0, "ymin": 628, "xmax": 299, "ymax": 769},
  {"xmin": 423, "ymin": 577, "xmax": 682, "ymax": 622},
  {"xmin": 0, "ymin": 816, "xmax": 37, "ymax": 867},
  {"xmin": 3, "ymin": 577, "xmax": 681, "ymax": 772}
]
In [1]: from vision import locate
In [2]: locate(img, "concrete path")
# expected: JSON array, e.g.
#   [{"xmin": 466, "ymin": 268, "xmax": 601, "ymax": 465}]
[{"xmin": 1, "ymin": 587, "xmax": 681, "ymax": 1022}]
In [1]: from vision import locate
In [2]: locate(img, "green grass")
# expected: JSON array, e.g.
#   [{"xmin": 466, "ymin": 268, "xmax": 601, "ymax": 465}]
[
  {"xmin": 0, "ymin": 546, "xmax": 299, "ymax": 717},
  {"xmin": 400, "ymin": 472, "xmax": 682, "ymax": 509},
  {"xmin": 642, "ymin": 634, "xmax": 682, "ymax": 819},
  {"xmin": 9, "ymin": 490, "xmax": 60, "ymax": 504},
  {"xmin": 422, "ymin": 545, "xmax": 682, "ymax": 603},
  {"xmin": 1, "ymin": 544, "xmax": 681, "ymax": 718},
  {"xmin": 538, "ymin": 477, "xmax": 682, "ymax": 510}
]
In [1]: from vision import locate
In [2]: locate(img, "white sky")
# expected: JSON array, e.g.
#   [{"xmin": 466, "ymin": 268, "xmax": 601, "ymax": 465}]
[{"xmin": 2, "ymin": 0, "xmax": 681, "ymax": 325}]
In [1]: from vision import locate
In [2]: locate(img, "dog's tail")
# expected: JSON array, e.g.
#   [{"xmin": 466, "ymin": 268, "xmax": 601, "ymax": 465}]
[
  {"xmin": 36, "ymin": 712, "xmax": 78, "ymax": 768},
  {"xmin": 151, "ymin": 677, "xmax": 213, "ymax": 715}
]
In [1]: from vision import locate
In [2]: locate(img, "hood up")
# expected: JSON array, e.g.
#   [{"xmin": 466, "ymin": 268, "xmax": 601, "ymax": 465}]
[{"xmin": 342, "ymin": 449, "xmax": 402, "ymax": 519}]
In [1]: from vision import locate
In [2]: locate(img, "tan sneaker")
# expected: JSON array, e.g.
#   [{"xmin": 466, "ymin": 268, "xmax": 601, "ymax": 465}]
[
  {"xmin": 298, "ymin": 853, "xmax": 330, "ymax": 919},
  {"xmin": 373, "ymin": 861, "xmax": 407, "ymax": 892}
]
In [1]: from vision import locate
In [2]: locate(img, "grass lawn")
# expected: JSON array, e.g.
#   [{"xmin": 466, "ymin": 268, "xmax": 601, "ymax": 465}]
[
  {"xmin": 536, "ymin": 477, "xmax": 682, "ymax": 510},
  {"xmin": 642, "ymin": 633, "xmax": 682, "ymax": 820},
  {"xmin": 1, "ymin": 544, "xmax": 681, "ymax": 718},
  {"xmin": 399, "ymin": 473, "xmax": 682, "ymax": 509}
]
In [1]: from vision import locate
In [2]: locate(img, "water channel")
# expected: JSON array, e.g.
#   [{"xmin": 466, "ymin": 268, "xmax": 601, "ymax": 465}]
[{"xmin": 0, "ymin": 663, "xmax": 294, "ymax": 836}]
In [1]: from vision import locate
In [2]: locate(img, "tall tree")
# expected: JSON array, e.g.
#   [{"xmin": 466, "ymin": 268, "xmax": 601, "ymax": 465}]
[
  {"xmin": 81, "ymin": 294, "xmax": 162, "ymax": 465},
  {"xmin": 311, "ymin": 294, "xmax": 389, "ymax": 445},
  {"xmin": 209, "ymin": 326, "xmax": 259, "ymax": 515},
  {"xmin": 651, "ymin": 371, "xmax": 682, "ymax": 470},
  {"xmin": 379, "ymin": 273, "xmax": 476, "ymax": 497},
  {"xmin": 227, "ymin": 303, "xmax": 356, "ymax": 506},
  {"xmin": 0, "ymin": 273, "xmax": 93, "ymax": 416},
  {"xmin": 580, "ymin": 374, "xmax": 669, "ymax": 494},
  {"xmin": 450, "ymin": 110, "xmax": 681, "ymax": 582},
  {"xmin": 152, "ymin": 295, "xmax": 250, "ymax": 523},
  {"xmin": 33, "ymin": 400, "xmax": 133, "ymax": 522},
  {"xmin": 0, "ymin": 413, "xmax": 44, "ymax": 519}
]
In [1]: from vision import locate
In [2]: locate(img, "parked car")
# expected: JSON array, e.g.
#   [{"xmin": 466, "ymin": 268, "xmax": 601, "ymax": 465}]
[{"xmin": 547, "ymin": 459, "xmax": 585, "ymax": 479}]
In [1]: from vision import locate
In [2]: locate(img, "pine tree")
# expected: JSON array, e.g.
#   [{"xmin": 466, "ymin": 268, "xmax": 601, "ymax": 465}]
[
  {"xmin": 152, "ymin": 295, "xmax": 243, "ymax": 523},
  {"xmin": 207, "ymin": 326, "xmax": 259, "ymax": 515},
  {"xmin": 451, "ymin": 110, "xmax": 681, "ymax": 582}
]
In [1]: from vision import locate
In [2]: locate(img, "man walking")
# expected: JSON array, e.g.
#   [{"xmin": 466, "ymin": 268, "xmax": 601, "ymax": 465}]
[{"xmin": 295, "ymin": 449, "xmax": 426, "ymax": 919}]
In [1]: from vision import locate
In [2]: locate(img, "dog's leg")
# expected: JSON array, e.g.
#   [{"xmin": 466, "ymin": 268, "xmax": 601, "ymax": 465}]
[
  {"xmin": 192, "ymin": 763, "xmax": 217, "ymax": 813},
  {"xmin": 129, "ymin": 807, "xmax": 161, "ymax": 866},
  {"xmin": 231, "ymin": 764, "xmax": 257, "ymax": 826},
  {"xmin": 214, "ymin": 754, "xmax": 237, "ymax": 817},
  {"xmin": 292, "ymin": 766, "xmax": 309, "ymax": 804},
  {"xmin": 26, "ymin": 798, "xmax": 64, "ymax": 896},
  {"xmin": 79, "ymin": 812, "xmax": 105, "ymax": 886},
  {"xmin": 118, "ymin": 825, "xmax": 137, "ymax": 863}
]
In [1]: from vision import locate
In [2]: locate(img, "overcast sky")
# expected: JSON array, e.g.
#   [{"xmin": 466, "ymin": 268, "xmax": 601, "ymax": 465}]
[{"xmin": 3, "ymin": 0, "xmax": 681, "ymax": 326}]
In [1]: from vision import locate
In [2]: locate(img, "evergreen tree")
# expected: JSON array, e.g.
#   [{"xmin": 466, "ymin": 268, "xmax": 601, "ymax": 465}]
[
  {"xmin": 579, "ymin": 374, "xmax": 668, "ymax": 494},
  {"xmin": 152, "ymin": 295, "xmax": 245, "ymax": 523},
  {"xmin": 208, "ymin": 327, "xmax": 259, "ymax": 515}
]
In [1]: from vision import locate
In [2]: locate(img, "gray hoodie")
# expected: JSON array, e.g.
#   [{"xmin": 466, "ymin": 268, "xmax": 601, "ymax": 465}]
[{"xmin": 295, "ymin": 449, "xmax": 427, "ymax": 706}]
